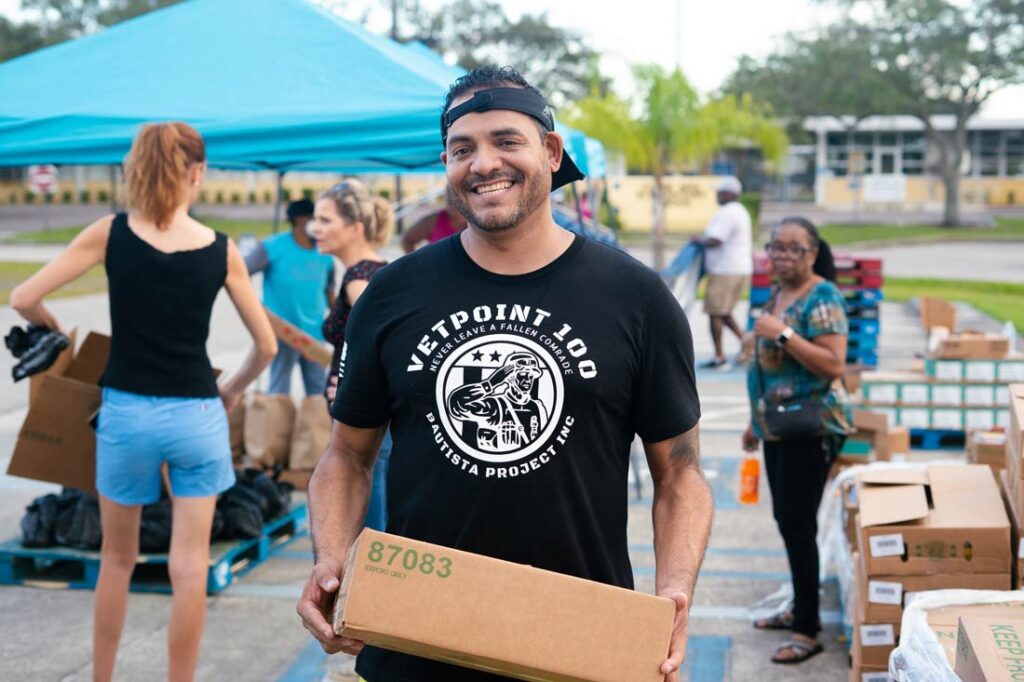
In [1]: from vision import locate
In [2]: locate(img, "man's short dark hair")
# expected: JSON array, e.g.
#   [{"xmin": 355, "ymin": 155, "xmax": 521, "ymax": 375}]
[
  {"xmin": 286, "ymin": 198, "xmax": 314, "ymax": 223},
  {"xmin": 442, "ymin": 66, "xmax": 548, "ymax": 140}
]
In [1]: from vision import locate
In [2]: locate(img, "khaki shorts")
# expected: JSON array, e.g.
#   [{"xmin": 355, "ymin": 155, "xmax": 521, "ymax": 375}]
[{"xmin": 704, "ymin": 274, "xmax": 749, "ymax": 316}]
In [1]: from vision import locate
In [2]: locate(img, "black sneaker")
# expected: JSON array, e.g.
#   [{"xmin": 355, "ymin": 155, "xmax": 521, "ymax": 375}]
[{"xmin": 699, "ymin": 358, "xmax": 728, "ymax": 370}]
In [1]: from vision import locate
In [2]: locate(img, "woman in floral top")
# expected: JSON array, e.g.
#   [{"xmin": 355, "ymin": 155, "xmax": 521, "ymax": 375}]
[
  {"xmin": 746, "ymin": 216, "xmax": 852, "ymax": 665},
  {"xmin": 312, "ymin": 179, "xmax": 393, "ymax": 532}
]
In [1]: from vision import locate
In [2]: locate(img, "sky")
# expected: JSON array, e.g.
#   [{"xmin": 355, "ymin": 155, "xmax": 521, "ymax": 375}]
[{"xmin": 1, "ymin": 0, "xmax": 1020, "ymax": 116}]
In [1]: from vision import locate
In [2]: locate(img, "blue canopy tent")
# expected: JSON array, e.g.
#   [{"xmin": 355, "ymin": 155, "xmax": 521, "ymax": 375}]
[
  {"xmin": 0, "ymin": 0, "xmax": 610, "ymax": 236},
  {"xmin": 0, "ymin": 0, "xmax": 447, "ymax": 172}
]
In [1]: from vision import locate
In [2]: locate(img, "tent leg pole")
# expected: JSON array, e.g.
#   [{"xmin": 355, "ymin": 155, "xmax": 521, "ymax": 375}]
[{"xmin": 273, "ymin": 171, "xmax": 284, "ymax": 233}]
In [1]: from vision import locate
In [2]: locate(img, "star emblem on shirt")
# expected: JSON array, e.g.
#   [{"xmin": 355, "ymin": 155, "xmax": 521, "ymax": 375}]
[
  {"xmin": 489, "ymin": 351, "xmax": 501, "ymax": 362},
  {"xmin": 471, "ymin": 350, "xmax": 483, "ymax": 361}
]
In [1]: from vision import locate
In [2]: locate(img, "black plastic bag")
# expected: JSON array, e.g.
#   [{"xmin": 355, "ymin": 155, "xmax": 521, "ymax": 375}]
[
  {"xmin": 237, "ymin": 468, "xmax": 292, "ymax": 521},
  {"xmin": 139, "ymin": 498, "xmax": 173, "ymax": 554},
  {"xmin": 21, "ymin": 494, "xmax": 61, "ymax": 547},
  {"xmin": 54, "ymin": 493, "xmax": 102, "ymax": 550},
  {"xmin": 217, "ymin": 484, "xmax": 265, "ymax": 539}
]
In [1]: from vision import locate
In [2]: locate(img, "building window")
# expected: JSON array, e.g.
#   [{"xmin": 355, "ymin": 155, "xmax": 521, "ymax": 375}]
[
  {"xmin": 1007, "ymin": 133, "xmax": 1024, "ymax": 176},
  {"xmin": 978, "ymin": 131, "xmax": 1001, "ymax": 176}
]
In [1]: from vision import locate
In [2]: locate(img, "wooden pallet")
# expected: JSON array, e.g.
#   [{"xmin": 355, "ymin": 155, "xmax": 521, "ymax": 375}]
[
  {"xmin": 0, "ymin": 503, "xmax": 308, "ymax": 595},
  {"xmin": 910, "ymin": 428, "xmax": 966, "ymax": 450}
]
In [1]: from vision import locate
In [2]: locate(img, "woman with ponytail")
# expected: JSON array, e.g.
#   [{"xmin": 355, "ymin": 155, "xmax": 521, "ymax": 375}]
[
  {"xmin": 10, "ymin": 122, "xmax": 277, "ymax": 681},
  {"xmin": 744, "ymin": 216, "xmax": 851, "ymax": 664},
  {"xmin": 315, "ymin": 179, "xmax": 394, "ymax": 531}
]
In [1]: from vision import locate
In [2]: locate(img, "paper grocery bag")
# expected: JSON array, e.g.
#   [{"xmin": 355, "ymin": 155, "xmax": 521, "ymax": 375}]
[
  {"xmin": 243, "ymin": 393, "xmax": 296, "ymax": 468},
  {"xmin": 227, "ymin": 398, "xmax": 246, "ymax": 464},
  {"xmin": 289, "ymin": 397, "xmax": 332, "ymax": 470}
]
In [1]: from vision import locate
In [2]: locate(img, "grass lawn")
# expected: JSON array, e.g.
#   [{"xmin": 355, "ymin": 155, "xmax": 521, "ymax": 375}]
[
  {"xmin": 884, "ymin": 277, "xmax": 1024, "ymax": 332},
  {"xmin": 816, "ymin": 216, "xmax": 1024, "ymax": 246},
  {"xmin": 0, "ymin": 262, "xmax": 107, "ymax": 305},
  {"xmin": 2, "ymin": 217, "xmax": 276, "ymax": 244}
]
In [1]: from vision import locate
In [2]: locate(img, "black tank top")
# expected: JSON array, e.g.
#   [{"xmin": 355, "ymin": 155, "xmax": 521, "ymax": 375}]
[{"xmin": 100, "ymin": 213, "xmax": 228, "ymax": 397}]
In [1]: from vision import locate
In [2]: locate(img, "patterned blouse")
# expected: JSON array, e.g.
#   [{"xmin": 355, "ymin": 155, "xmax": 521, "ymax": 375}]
[
  {"xmin": 322, "ymin": 259, "xmax": 388, "ymax": 375},
  {"xmin": 746, "ymin": 280, "xmax": 853, "ymax": 440}
]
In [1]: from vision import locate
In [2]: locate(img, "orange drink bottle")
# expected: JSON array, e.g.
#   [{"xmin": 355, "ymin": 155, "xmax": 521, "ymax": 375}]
[{"xmin": 739, "ymin": 455, "xmax": 760, "ymax": 505}]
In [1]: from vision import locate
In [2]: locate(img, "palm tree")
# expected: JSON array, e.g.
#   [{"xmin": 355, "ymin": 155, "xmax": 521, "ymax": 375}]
[{"xmin": 566, "ymin": 65, "xmax": 788, "ymax": 270}]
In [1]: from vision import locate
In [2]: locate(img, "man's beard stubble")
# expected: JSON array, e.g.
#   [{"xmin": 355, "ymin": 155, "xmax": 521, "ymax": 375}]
[{"xmin": 446, "ymin": 167, "xmax": 549, "ymax": 234}]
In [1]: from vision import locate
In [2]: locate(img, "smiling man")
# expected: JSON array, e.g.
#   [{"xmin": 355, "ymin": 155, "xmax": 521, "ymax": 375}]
[{"xmin": 298, "ymin": 66, "xmax": 713, "ymax": 682}]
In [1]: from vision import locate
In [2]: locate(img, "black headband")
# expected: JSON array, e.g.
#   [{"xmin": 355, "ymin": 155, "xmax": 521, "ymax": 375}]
[{"xmin": 441, "ymin": 87, "xmax": 585, "ymax": 191}]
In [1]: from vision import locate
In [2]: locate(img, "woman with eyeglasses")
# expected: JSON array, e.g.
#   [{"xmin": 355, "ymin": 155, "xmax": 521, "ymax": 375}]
[
  {"xmin": 745, "ymin": 216, "xmax": 851, "ymax": 664},
  {"xmin": 314, "ymin": 179, "xmax": 394, "ymax": 532}
]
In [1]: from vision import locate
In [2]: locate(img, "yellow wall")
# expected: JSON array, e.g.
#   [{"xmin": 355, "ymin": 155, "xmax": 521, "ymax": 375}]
[
  {"xmin": 821, "ymin": 176, "xmax": 1024, "ymax": 209},
  {"xmin": 608, "ymin": 175, "xmax": 722, "ymax": 234},
  {"xmin": 0, "ymin": 175, "xmax": 439, "ymax": 206}
]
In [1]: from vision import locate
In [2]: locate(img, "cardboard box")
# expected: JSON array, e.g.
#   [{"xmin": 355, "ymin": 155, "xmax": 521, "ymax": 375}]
[
  {"xmin": 955, "ymin": 616, "xmax": 1024, "ymax": 682},
  {"xmin": 854, "ymin": 408, "xmax": 891, "ymax": 433},
  {"xmin": 277, "ymin": 468, "xmax": 313, "ymax": 490},
  {"xmin": 850, "ymin": 409, "xmax": 910, "ymax": 461},
  {"xmin": 848, "ymin": 666, "xmax": 889, "ymax": 682},
  {"xmin": 333, "ymin": 529, "xmax": 674, "ymax": 682},
  {"xmin": 857, "ymin": 465, "xmax": 1010, "ymax": 576},
  {"xmin": 921, "ymin": 296, "xmax": 956, "ymax": 332},
  {"xmin": 968, "ymin": 430, "xmax": 1007, "ymax": 470},
  {"xmin": 849, "ymin": 561, "xmax": 901, "ymax": 670},
  {"xmin": 7, "ymin": 332, "xmax": 110, "ymax": 492},
  {"xmin": 265, "ymin": 308, "xmax": 333, "ymax": 368},
  {"xmin": 852, "ymin": 613, "xmax": 901, "ymax": 668},
  {"xmin": 856, "ymin": 550, "xmax": 1009, "ymax": 622},
  {"xmin": 934, "ymin": 332, "xmax": 1011, "ymax": 361},
  {"xmin": 26, "ymin": 328, "xmax": 77, "ymax": 405},
  {"xmin": 925, "ymin": 599, "xmax": 1024, "ymax": 667},
  {"xmin": 1010, "ymin": 384, "xmax": 1024, "ymax": 464},
  {"xmin": 997, "ymin": 469, "xmax": 1024, "ymax": 589}
]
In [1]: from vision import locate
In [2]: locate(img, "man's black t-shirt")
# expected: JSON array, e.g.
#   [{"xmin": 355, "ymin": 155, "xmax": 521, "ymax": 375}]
[{"xmin": 331, "ymin": 233, "xmax": 700, "ymax": 682}]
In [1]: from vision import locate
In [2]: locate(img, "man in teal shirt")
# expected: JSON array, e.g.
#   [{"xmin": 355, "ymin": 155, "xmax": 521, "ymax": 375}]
[{"xmin": 245, "ymin": 199, "xmax": 335, "ymax": 395}]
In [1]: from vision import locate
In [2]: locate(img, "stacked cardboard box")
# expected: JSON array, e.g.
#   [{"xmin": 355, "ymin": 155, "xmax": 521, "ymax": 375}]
[
  {"xmin": 896, "ymin": 597, "xmax": 1024, "ymax": 678},
  {"xmin": 850, "ymin": 465, "xmax": 1012, "ymax": 677},
  {"xmin": 842, "ymin": 408, "xmax": 911, "ymax": 464},
  {"xmin": 955, "ymin": 616, "xmax": 1024, "ymax": 681},
  {"xmin": 968, "ymin": 430, "xmax": 1007, "ymax": 471},
  {"xmin": 858, "ymin": 364, "xmax": 1020, "ymax": 432},
  {"xmin": 999, "ymin": 385, "xmax": 1024, "ymax": 588}
]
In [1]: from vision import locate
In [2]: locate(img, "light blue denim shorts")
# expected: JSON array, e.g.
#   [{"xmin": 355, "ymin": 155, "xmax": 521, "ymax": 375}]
[{"xmin": 96, "ymin": 387, "xmax": 235, "ymax": 505}]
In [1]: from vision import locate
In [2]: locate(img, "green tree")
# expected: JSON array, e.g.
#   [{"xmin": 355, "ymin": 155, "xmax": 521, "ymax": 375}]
[
  {"xmin": 726, "ymin": 0, "xmax": 1024, "ymax": 226},
  {"xmin": 722, "ymin": 27, "xmax": 903, "ymax": 142},
  {"xmin": 1, "ymin": 1, "xmax": 181, "ymax": 63},
  {"xmin": 567, "ymin": 65, "xmax": 788, "ymax": 269},
  {"xmin": 396, "ymin": 0, "xmax": 611, "ymax": 106},
  {"xmin": 0, "ymin": 15, "xmax": 45, "ymax": 62}
]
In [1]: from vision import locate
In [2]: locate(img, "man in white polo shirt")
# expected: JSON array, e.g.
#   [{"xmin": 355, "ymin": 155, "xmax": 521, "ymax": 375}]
[{"xmin": 691, "ymin": 176, "xmax": 752, "ymax": 369}]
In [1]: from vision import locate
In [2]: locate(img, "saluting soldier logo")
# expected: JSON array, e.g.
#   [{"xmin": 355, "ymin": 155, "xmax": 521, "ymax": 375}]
[{"xmin": 436, "ymin": 334, "xmax": 564, "ymax": 463}]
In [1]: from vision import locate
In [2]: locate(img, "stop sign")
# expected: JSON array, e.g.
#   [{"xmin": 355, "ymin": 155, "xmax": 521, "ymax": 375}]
[{"xmin": 28, "ymin": 165, "xmax": 58, "ymax": 195}]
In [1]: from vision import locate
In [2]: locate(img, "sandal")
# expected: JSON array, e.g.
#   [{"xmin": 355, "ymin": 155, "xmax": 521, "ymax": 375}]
[
  {"xmin": 771, "ymin": 639, "xmax": 823, "ymax": 664},
  {"xmin": 753, "ymin": 611, "xmax": 794, "ymax": 630}
]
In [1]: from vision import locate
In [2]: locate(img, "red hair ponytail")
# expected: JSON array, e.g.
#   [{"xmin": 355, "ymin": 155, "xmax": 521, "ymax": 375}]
[{"xmin": 124, "ymin": 122, "xmax": 205, "ymax": 229}]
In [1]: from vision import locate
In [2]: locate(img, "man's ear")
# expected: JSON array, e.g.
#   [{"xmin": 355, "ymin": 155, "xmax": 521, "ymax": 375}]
[
  {"xmin": 545, "ymin": 132, "xmax": 565, "ymax": 172},
  {"xmin": 440, "ymin": 150, "xmax": 448, "ymax": 165}
]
